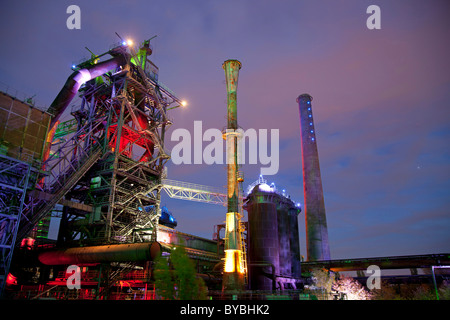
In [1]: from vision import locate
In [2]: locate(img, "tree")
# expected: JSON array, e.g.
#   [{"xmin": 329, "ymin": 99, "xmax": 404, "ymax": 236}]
[
  {"xmin": 154, "ymin": 253, "xmax": 175, "ymax": 300},
  {"xmin": 154, "ymin": 246, "xmax": 208, "ymax": 300},
  {"xmin": 333, "ymin": 276, "xmax": 373, "ymax": 300},
  {"xmin": 311, "ymin": 268, "xmax": 336, "ymax": 293}
]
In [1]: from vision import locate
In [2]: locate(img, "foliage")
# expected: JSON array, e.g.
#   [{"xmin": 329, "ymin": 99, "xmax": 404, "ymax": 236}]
[
  {"xmin": 333, "ymin": 276, "xmax": 373, "ymax": 300},
  {"xmin": 371, "ymin": 280, "xmax": 402, "ymax": 300},
  {"xmin": 154, "ymin": 253, "xmax": 175, "ymax": 300},
  {"xmin": 310, "ymin": 268, "xmax": 336, "ymax": 295},
  {"xmin": 438, "ymin": 282, "xmax": 450, "ymax": 300},
  {"xmin": 154, "ymin": 246, "xmax": 208, "ymax": 300}
]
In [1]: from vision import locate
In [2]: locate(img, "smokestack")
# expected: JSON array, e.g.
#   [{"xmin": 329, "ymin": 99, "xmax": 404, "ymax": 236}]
[
  {"xmin": 296, "ymin": 94, "xmax": 331, "ymax": 261},
  {"xmin": 222, "ymin": 59, "xmax": 245, "ymax": 291}
]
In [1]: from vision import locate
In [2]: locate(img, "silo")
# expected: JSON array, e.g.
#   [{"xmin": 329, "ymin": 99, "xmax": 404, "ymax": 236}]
[
  {"xmin": 276, "ymin": 201, "xmax": 292, "ymax": 277},
  {"xmin": 288, "ymin": 207, "xmax": 301, "ymax": 277},
  {"xmin": 245, "ymin": 185, "xmax": 279, "ymax": 291}
]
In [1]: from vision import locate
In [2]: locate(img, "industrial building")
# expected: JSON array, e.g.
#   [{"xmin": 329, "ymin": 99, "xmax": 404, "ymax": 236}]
[{"xmin": 0, "ymin": 37, "xmax": 448, "ymax": 300}]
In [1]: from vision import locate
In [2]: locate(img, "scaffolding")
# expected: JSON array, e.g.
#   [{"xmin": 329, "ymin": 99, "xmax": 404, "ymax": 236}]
[
  {"xmin": 0, "ymin": 89, "xmax": 51, "ymax": 297},
  {"xmin": 46, "ymin": 39, "xmax": 182, "ymax": 246}
]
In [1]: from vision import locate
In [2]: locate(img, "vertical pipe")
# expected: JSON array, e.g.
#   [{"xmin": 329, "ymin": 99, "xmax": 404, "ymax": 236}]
[
  {"xmin": 223, "ymin": 59, "xmax": 241, "ymax": 213},
  {"xmin": 222, "ymin": 59, "xmax": 244, "ymax": 291},
  {"xmin": 289, "ymin": 207, "xmax": 302, "ymax": 277},
  {"xmin": 296, "ymin": 94, "xmax": 331, "ymax": 261},
  {"xmin": 431, "ymin": 266, "xmax": 439, "ymax": 300}
]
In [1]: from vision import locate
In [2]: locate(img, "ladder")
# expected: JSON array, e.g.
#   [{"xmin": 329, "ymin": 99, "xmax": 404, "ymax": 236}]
[
  {"xmin": 237, "ymin": 172, "xmax": 248, "ymax": 286},
  {"xmin": 239, "ymin": 220, "xmax": 248, "ymax": 286}
]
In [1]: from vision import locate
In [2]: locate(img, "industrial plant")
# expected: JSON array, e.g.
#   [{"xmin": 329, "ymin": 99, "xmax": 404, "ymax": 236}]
[{"xmin": 0, "ymin": 37, "xmax": 448, "ymax": 301}]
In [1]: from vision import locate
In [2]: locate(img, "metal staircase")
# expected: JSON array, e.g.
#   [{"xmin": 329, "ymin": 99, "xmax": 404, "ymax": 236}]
[
  {"xmin": 114, "ymin": 206, "xmax": 159, "ymax": 241},
  {"xmin": 16, "ymin": 145, "xmax": 103, "ymax": 244}
]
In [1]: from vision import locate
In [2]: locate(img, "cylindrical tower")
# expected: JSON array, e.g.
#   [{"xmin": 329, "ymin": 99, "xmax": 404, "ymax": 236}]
[
  {"xmin": 277, "ymin": 201, "xmax": 291, "ymax": 277},
  {"xmin": 222, "ymin": 59, "xmax": 245, "ymax": 291},
  {"xmin": 297, "ymin": 93, "xmax": 331, "ymax": 261},
  {"xmin": 289, "ymin": 207, "xmax": 302, "ymax": 276},
  {"xmin": 245, "ymin": 186, "xmax": 279, "ymax": 291}
]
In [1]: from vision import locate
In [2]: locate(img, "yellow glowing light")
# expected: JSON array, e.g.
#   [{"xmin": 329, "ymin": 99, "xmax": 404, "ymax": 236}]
[
  {"xmin": 226, "ymin": 212, "xmax": 235, "ymax": 232},
  {"xmin": 126, "ymin": 39, "xmax": 133, "ymax": 46},
  {"xmin": 224, "ymin": 250, "xmax": 243, "ymax": 274},
  {"xmin": 224, "ymin": 250, "xmax": 236, "ymax": 273},
  {"xmin": 181, "ymin": 100, "xmax": 187, "ymax": 107}
]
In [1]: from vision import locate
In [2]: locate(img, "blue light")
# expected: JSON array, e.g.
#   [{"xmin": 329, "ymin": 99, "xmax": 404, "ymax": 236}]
[
  {"xmin": 308, "ymin": 107, "xmax": 311, "ymax": 111},
  {"xmin": 311, "ymin": 137, "xmax": 315, "ymax": 141},
  {"xmin": 308, "ymin": 114, "xmax": 312, "ymax": 118},
  {"xmin": 310, "ymin": 122, "xmax": 313, "ymax": 126},
  {"xmin": 310, "ymin": 130, "xmax": 314, "ymax": 133},
  {"xmin": 71, "ymin": 65, "xmax": 76, "ymax": 69},
  {"xmin": 122, "ymin": 41, "xmax": 127, "ymax": 46},
  {"xmin": 307, "ymin": 101, "xmax": 310, "ymax": 104}
]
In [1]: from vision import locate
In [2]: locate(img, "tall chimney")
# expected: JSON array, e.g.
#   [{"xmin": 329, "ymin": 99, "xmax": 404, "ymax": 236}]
[
  {"xmin": 222, "ymin": 59, "xmax": 245, "ymax": 291},
  {"xmin": 296, "ymin": 94, "xmax": 331, "ymax": 261}
]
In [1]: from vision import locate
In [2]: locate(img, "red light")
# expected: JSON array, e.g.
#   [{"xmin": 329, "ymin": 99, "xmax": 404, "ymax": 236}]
[{"xmin": 6, "ymin": 273, "xmax": 17, "ymax": 286}]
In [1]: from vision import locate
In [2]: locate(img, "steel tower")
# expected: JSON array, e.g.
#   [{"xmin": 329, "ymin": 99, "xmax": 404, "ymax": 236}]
[
  {"xmin": 296, "ymin": 94, "xmax": 330, "ymax": 261},
  {"xmin": 12, "ymin": 38, "xmax": 183, "ymax": 254},
  {"xmin": 222, "ymin": 60, "xmax": 246, "ymax": 291}
]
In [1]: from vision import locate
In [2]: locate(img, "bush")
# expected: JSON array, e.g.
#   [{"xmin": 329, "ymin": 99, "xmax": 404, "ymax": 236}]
[{"xmin": 154, "ymin": 246, "xmax": 208, "ymax": 300}]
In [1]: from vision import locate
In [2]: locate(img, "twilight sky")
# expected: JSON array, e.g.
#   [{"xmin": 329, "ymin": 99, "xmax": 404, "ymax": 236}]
[{"xmin": 1, "ymin": 0, "xmax": 449, "ymax": 259}]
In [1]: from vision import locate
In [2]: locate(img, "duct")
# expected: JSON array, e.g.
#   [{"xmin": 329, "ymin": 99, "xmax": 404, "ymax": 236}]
[
  {"xmin": 38, "ymin": 242, "xmax": 162, "ymax": 265},
  {"xmin": 248, "ymin": 263, "xmax": 276, "ymax": 291},
  {"xmin": 47, "ymin": 55, "xmax": 127, "ymax": 129}
]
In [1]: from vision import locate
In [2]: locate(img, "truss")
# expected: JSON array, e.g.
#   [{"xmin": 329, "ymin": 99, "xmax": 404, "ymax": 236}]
[
  {"xmin": 161, "ymin": 179, "xmax": 227, "ymax": 205},
  {"xmin": 0, "ymin": 154, "xmax": 35, "ymax": 296}
]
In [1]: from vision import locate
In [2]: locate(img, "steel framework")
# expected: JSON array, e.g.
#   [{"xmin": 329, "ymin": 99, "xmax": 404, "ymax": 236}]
[
  {"xmin": 161, "ymin": 179, "xmax": 227, "ymax": 205},
  {"xmin": 14, "ymin": 39, "xmax": 183, "ymax": 249},
  {"xmin": 0, "ymin": 154, "xmax": 36, "ymax": 296}
]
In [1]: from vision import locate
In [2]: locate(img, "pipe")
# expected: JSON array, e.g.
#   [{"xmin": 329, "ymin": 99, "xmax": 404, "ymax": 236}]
[
  {"xmin": 248, "ymin": 262, "xmax": 276, "ymax": 291},
  {"xmin": 47, "ymin": 55, "xmax": 127, "ymax": 129},
  {"xmin": 222, "ymin": 59, "xmax": 244, "ymax": 291},
  {"xmin": 40, "ymin": 55, "xmax": 127, "ymax": 177},
  {"xmin": 223, "ymin": 59, "xmax": 241, "ymax": 213},
  {"xmin": 38, "ymin": 242, "xmax": 161, "ymax": 265}
]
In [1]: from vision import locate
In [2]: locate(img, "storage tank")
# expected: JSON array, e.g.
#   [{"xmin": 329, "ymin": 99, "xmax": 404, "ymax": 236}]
[
  {"xmin": 276, "ymin": 201, "xmax": 292, "ymax": 277},
  {"xmin": 289, "ymin": 207, "xmax": 302, "ymax": 277},
  {"xmin": 244, "ymin": 177, "xmax": 302, "ymax": 290},
  {"xmin": 245, "ymin": 184, "xmax": 279, "ymax": 290}
]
